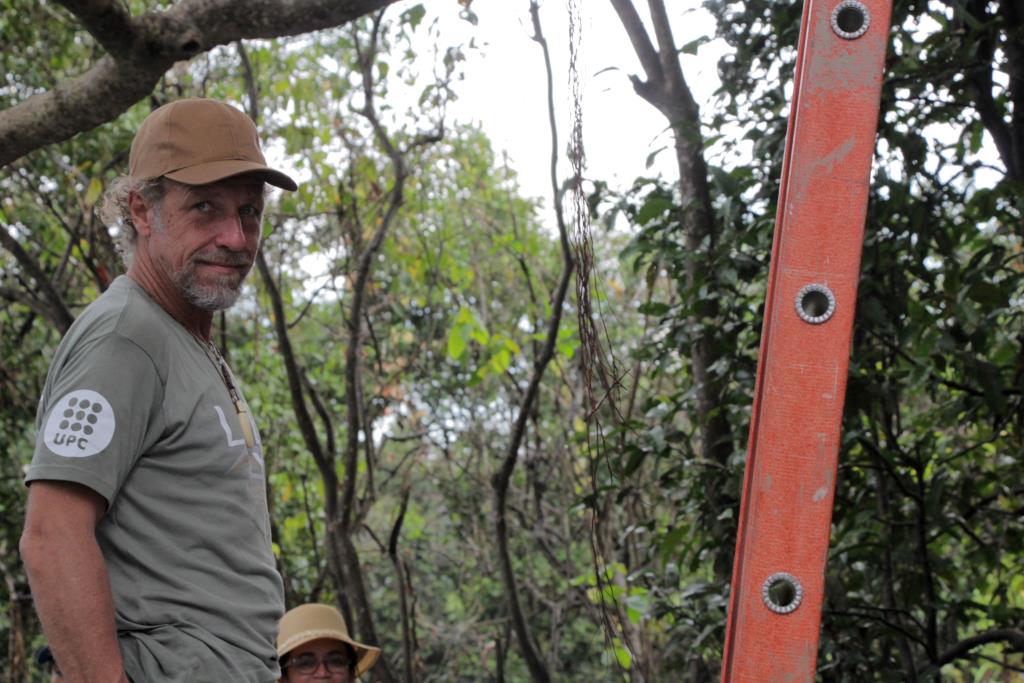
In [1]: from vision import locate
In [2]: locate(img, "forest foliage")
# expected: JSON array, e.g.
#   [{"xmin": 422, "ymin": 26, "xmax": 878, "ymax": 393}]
[{"xmin": 1, "ymin": 0, "xmax": 1022, "ymax": 681}]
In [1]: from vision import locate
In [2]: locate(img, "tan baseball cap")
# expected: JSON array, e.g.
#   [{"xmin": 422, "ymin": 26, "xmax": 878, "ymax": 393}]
[
  {"xmin": 277, "ymin": 604, "xmax": 381, "ymax": 676},
  {"xmin": 129, "ymin": 98, "xmax": 297, "ymax": 191}
]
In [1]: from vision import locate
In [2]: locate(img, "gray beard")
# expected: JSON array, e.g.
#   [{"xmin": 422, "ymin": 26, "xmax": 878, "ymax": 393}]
[{"xmin": 172, "ymin": 264, "xmax": 245, "ymax": 311}]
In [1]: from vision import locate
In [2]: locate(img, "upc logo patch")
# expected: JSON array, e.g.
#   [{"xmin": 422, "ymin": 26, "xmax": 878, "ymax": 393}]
[{"xmin": 43, "ymin": 390, "xmax": 116, "ymax": 457}]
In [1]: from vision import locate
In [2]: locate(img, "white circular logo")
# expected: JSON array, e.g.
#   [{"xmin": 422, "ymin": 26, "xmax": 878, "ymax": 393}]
[{"xmin": 43, "ymin": 390, "xmax": 116, "ymax": 457}]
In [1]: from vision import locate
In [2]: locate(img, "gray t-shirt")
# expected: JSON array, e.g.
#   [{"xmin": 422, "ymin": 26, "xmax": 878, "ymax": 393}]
[{"xmin": 27, "ymin": 276, "xmax": 284, "ymax": 682}]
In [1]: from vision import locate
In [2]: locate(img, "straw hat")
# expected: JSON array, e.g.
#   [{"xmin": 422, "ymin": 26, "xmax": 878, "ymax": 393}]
[{"xmin": 277, "ymin": 604, "xmax": 381, "ymax": 677}]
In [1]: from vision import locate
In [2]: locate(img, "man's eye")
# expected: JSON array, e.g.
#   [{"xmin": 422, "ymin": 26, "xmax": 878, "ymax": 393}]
[
  {"xmin": 192, "ymin": 201, "xmax": 211, "ymax": 212},
  {"xmin": 239, "ymin": 205, "xmax": 261, "ymax": 217}
]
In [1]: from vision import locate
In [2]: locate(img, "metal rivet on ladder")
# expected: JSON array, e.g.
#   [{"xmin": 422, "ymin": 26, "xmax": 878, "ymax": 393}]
[
  {"xmin": 831, "ymin": 0, "xmax": 870, "ymax": 39},
  {"xmin": 762, "ymin": 572, "xmax": 804, "ymax": 614},
  {"xmin": 795, "ymin": 283, "xmax": 836, "ymax": 324}
]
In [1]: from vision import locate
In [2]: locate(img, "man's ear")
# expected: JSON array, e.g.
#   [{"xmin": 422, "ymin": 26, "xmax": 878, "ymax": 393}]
[{"xmin": 128, "ymin": 191, "xmax": 156, "ymax": 237}]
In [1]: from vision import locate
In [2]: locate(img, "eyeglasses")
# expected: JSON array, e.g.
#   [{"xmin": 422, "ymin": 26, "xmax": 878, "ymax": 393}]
[{"xmin": 285, "ymin": 652, "xmax": 353, "ymax": 675}]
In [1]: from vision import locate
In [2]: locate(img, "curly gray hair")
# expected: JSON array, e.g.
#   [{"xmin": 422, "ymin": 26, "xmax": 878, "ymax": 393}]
[{"xmin": 98, "ymin": 176, "xmax": 166, "ymax": 267}]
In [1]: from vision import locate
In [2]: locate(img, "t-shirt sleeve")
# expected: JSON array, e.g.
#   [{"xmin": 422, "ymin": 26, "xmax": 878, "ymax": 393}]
[{"xmin": 26, "ymin": 333, "xmax": 164, "ymax": 505}]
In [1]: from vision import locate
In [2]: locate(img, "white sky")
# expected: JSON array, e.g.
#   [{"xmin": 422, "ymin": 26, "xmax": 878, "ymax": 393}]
[
  {"xmin": 293, "ymin": 1, "xmax": 726, "ymax": 280},
  {"xmin": 415, "ymin": 1, "xmax": 1005, "ymax": 204},
  {"xmin": 412, "ymin": 0, "xmax": 728, "ymax": 203}
]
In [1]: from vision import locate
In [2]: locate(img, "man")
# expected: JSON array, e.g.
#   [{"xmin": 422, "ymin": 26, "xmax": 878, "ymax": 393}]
[{"xmin": 20, "ymin": 98, "xmax": 298, "ymax": 682}]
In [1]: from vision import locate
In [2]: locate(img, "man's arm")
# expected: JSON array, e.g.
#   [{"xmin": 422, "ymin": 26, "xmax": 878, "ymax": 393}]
[{"xmin": 20, "ymin": 480, "xmax": 130, "ymax": 683}]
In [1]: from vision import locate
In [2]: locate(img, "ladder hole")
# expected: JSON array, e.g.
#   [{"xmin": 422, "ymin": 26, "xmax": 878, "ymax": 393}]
[
  {"xmin": 801, "ymin": 290, "xmax": 831, "ymax": 318},
  {"xmin": 795, "ymin": 284, "xmax": 836, "ymax": 324},
  {"xmin": 836, "ymin": 6, "xmax": 865, "ymax": 34},
  {"xmin": 767, "ymin": 578, "xmax": 797, "ymax": 607},
  {"xmin": 831, "ymin": 1, "xmax": 871, "ymax": 39},
  {"xmin": 762, "ymin": 572, "xmax": 804, "ymax": 614}
]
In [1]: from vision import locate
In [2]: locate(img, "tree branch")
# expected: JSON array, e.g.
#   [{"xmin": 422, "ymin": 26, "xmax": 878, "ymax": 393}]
[
  {"xmin": 256, "ymin": 245, "xmax": 340, "ymax": 518},
  {"xmin": 0, "ymin": 0, "xmax": 399, "ymax": 168},
  {"xmin": 330, "ymin": 16, "xmax": 437, "ymax": 683},
  {"xmin": 490, "ymin": 6, "xmax": 575, "ymax": 683},
  {"xmin": 0, "ymin": 226, "xmax": 75, "ymax": 333},
  {"xmin": 930, "ymin": 628, "xmax": 1024, "ymax": 668},
  {"xmin": 998, "ymin": 0, "xmax": 1023, "ymax": 182},
  {"xmin": 53, "ymin": 0, "xmax": 136, "ymax": 59},
  {"xmin": 611, "ymin": 0, "xmax": 732, "ymax": 582},
  {"xmin": 387, "ymin": 485, "xmax": 415, "ymax": 683},
  {"xmin": 608, "ymin": 0, "xmax": 665, "ymax": 104},
  {"xmin": 957, "ymin": 0, "xmax": 1019, "ymax": 179},
  {"xmin": 647, "ymin": 0, "xmax": 699, "ymax": 118},
  {"xmin": 341, "ymin": 9, "xmax": 408, "ymax": 537}
]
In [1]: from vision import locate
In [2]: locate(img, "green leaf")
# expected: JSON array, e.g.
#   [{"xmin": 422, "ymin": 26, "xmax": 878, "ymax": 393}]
[
  {"xmin": 404, "ymin": 505, "xmax": 426, "ymax": 540},
  {"xmin": 624, "ymin": 594, "xmax": 647, "ymax": 624},
  {"xmin": 470, "ymin": 326, "xmax": 489, "ymax": 345},
  {"xmin": 447, "ymin": 326, "xmax": 467, "ymax": 360},
  {"xmin": 966, "ymin": 281, "xmax": 1009, "ymax": 310},
  {"xmin": 279, "ymin": 194, "xmax": 299, "ymax": 215},
  {"xmin": 489, "ymin": 348, "xmax": 511, "ymax": 374},
  {"xmin": 401, "ymin": 3, "xmax": 426, "ymax": 28},
  {"xmin": 622, "ymin": 446, "xmax": 647, "ymax": 476},
  {"xmin": 556, "ymin": 328, "xmax": 577, "ymax": 360},
  {"xmin": 679, "ymin": 580, "xmax": 715, "ymax": 599},
  {"xmin": 645, "ymin": 146, "xmax": 666, "ymax": 169},
  {"xmin": 679, "ymin": 36, "xmax": 709, "ymax": 55},
  {"xmin": 636, "ymin": 196, "xmax": 674, "ymax": 225},
  {"xmin": 974, "ymin": 359, "xmax": 1007, "ymax": 414},
  {"xmin": 660, "ymin": 527, "xmax": 689, "ymax": 565},
  {"xmin": 637, "ymin": 301, "xmax": 670, "ymax": 316},
  {"xmin": 84, "ymin": 178, "xmax": 103, "ymax": 208},
  {"xmin": 455, "ymin": 306, "xmax": 475, "ymax": 325},
  {"xmin": 613, "ymin": 641, "xmax": 632, "ymax": 669}
]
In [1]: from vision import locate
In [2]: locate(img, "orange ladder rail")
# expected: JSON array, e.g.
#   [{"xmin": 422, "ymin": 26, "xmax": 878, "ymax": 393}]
[{"xmin": 721, "ymin": 0, "xmax": 893, "ymax": 679}]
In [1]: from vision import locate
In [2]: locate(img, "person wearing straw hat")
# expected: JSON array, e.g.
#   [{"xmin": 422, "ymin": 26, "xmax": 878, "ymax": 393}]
[
  {"xmin": 277, "ymin": 604, "xmax": 381, "ymax": 681},
  {"xmin": 20, "ymin": 98, "xmax": 297, "ymax": 682}
]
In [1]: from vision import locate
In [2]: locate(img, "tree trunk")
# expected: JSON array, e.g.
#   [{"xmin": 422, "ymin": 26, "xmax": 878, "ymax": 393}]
[{"xmin": 610, "ymin": 0, "xmax": 735, "ymax": 575}]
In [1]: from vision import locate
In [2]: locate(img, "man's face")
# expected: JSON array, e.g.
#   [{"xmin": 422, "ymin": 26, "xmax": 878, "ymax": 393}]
[{"xmin": 144, "ymin": 176, "xmax": 265, "ymax": 311}]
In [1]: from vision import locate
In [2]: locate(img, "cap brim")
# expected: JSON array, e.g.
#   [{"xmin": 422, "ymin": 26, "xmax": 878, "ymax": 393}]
[{"xmin": 164, "ymin": 159, "xmax": 298, "ymax": 191}]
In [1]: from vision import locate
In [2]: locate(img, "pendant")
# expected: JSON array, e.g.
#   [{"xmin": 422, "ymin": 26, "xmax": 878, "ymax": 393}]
[{"xmin": 235, "ymin": 400, "xmax": 255, "ymax": 449}]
